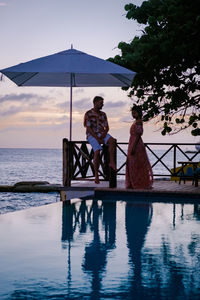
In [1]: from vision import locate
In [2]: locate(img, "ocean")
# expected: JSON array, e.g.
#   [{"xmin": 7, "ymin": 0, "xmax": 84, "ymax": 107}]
[
  {"xmin": 0, "ymin": 148, "xmax": 62, "ymax": 185},
  {"xmin": 0, "ymin": 146, "xmax": 198, "ymax": 214},
  {"xmin": 0, "ymin": 148, "xmax": 62, "ymax": 214}
]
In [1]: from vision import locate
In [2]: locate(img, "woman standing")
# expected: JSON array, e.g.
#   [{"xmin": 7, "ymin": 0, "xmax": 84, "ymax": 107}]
[{"xmin": 126, "ymin": 105, "xmax": 153, "ymax": 189}]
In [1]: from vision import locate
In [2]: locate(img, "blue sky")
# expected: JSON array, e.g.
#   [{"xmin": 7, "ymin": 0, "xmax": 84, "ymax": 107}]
[{"xmin": 0, "ymin": 0, "xmax": 197, "ymax": 148}]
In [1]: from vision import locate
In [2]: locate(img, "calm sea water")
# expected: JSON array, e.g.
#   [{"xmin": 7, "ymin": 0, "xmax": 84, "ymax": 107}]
[
  {"xmin": 0, "ymin": 148, "xmax": 62, "ymax": 214},
  {"xmin": 0, "ymin": 200, "xmax": 199, "ymax": 299},
  {"xmin": 0, "ymin": 147, "xmax": 198, "ymax": 214},
  {"xmin": 0, "ymin": 148, "xmax": 62, "ymax": 185}
]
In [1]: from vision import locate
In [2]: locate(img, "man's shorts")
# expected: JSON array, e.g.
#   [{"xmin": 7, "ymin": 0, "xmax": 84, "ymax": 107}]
[{"xmin": 87, "ymin": 134, "xmax": 112, "ymax": 152}]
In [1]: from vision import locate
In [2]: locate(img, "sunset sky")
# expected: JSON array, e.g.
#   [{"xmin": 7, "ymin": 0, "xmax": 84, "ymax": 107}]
[{"xmin": 0, "ymin": 0, "xmax": 197, "ymax": 148}]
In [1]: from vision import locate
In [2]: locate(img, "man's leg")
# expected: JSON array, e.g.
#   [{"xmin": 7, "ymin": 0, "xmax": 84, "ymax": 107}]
[
  {"xmin": 94, "ymin": 149, "xmax": 100, "ymax": 184},
  {"xmin": 107, "ymin": 137, "xmax": 117, "ymax": 171},
  {"xmin": 87, "ymin": 135, "xmax": 102, "ymax": 183}
]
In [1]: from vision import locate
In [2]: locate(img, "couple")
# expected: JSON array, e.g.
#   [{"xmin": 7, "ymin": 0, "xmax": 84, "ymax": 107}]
[{"xmin": 84, "ymin": 96, "xmax": 153, "ymax": 189}]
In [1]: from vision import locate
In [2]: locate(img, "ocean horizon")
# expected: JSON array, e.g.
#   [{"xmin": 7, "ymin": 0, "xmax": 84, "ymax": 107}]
[{"xmin": 0, "ymin": 146, "xmax": 198, "ymax": 214}]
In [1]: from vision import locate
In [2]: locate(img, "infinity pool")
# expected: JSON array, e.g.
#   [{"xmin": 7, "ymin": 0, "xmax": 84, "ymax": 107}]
[{"xmin": 0, "ymin": 199, "xmax": 199, "ymax": 299}]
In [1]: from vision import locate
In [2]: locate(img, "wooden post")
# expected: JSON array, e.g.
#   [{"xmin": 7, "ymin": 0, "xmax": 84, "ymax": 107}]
[
  {"xmin": 63, "ymin": 138, "xmax": 71, "ymax": 187},
  {"xmin": 103, "ymin": 144, "xmax": 110, "ymax": 181},
  {"xmin": 109, "ymin": 139, "xmax": 117, "ymax": 188},
  {"xmin": 60, "ymin": 190, "xmax": 67, "ymax": 201},
  {"xmin": 80, "ymin": 141, "xmax": 89, "ymax": 178},
  {"xmin": 173, "ymin": 144, "xmax": 177, "ymax": 178}
]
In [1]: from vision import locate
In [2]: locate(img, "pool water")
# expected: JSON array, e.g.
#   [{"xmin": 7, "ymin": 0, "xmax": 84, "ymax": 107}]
[{"xmin": 0, "ymin": 199, "xmax": 199, "ymax": 299}]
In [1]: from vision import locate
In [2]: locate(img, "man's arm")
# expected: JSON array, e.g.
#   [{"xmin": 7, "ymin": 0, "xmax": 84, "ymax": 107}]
[
  {"xmin": 101, "ymin": 125, "xmax": 109, "ymax": 139},
  {"xmin": 100, "ymin": 113, "xmax": 109, "ymax": 139},
  {"xmin": 83, "ymin": 112, "xmax": 88, "ymax": 128}
]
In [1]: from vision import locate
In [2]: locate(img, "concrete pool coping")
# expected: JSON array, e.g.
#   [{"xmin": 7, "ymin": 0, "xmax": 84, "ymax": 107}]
[{"xmin": 0, "ymin": 179, "xmax": 199, "ymax": 202}]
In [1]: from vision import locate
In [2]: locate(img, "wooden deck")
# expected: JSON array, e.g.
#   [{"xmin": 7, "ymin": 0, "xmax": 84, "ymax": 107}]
[
  {"xmin": 69, "ymin": 178, "xmax": 199, "ymax": 192},
  {"xmin": 93, "ymin": 179, "xmax": 200, "ymax": 201},
  {"xmin": 0, "ymin": 179, "xmax": 199, "ymax": 202}
]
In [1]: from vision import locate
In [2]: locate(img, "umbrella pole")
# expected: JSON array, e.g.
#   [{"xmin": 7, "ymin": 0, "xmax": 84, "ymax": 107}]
[{"xmin": 69, "ymin": 74, "xmax": 73, "ymax": 141}]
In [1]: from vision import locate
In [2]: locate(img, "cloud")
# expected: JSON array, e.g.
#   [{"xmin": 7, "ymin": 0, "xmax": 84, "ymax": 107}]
[
  {"xmin": 0, "ymin": 114, "xmax": 70, "ymax": 132},
  {"xmin": 104, "ymin": 100, "xmax": 127, "ymax": 109},
  {"xmin": 0, "ymin": 2, "xmax": 6, "ymax": 6},
  {"xmin": 55, "ymin": 98, "xmax": 128, "ymax": 117},
  {"xmin": 0, "ymin": 92, "xmax": 56, "ymax": 116},
  {"xmin": 21, "ymin": 116, "xmax": 37, "ymax": 123},
  {"xmin": 98, "ymin": 92, "xmax": 105, "ymax": 97},
  {"xmin": 56, "ymin": 101, "xmax": 67, "ymax": 110},
  {"xmin": 0, "ymin": 122, "xmax": 66, "ymax": 133},
  {"xmin": 0, "ymin": 105, "xmax": 24, "ymax": 117},
  {"xmin": 73, "ymin": 98, "xmax": 91, "ymax": 110},
  {"xmin": 56, "ymin": 97, "xmax": 91, "ymax": 112},
  {"xmin": 0, "ymin": 92, "xmax": 49, "ymax": 103},
  {"xmin": 119, "ymin": 115, "xmax": 132, "ymax": 123},
  {"xmin": 72, "ymin": 97, "xmax": 126, "ymax": 112},
  {"xmin": 19, "ymin": 114, "xmax": 68, "ymax": 125},
  {"xmin": 74, "ymin": 88, "xmax": 85, "ymax": 94},
  {"xmin": 57, "ymin": 115, "xmax": 68, "ymax": 122}
]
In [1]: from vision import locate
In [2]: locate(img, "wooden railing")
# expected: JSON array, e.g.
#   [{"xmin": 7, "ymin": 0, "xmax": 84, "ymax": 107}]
[
  {"xmin": 63, "ymin": 139, "xmax": 200, "ymax": 187},
  {"xmin": 63, "ymin": 139, "xmax": 117, "ymax": 187}
]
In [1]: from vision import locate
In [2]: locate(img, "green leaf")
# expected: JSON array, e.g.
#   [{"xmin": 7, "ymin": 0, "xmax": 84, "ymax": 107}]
[{"xmin": 110, "ymin": 0, "xmax": 200, "ymax": 138}]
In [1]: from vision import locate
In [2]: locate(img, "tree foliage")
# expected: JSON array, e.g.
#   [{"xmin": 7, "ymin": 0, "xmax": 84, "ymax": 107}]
[{"xmin": 110, "ymin": 0, "xmax": 200, "ymax": 136}]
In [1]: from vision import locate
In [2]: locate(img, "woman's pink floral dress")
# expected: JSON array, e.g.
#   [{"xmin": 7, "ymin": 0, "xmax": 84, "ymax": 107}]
[{"xmin": 126, "ymin": 121, "xmax": 153, "ymax": 189}]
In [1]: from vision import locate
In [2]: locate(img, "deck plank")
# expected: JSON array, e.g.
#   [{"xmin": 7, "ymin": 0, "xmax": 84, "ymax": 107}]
[
  {"xmin": 93, "ymin": 179, "xmax": 200, "ymax": 201},
  {"xmin": 71, "ymin": 179, "xmax": 199, "ymax": 194}
]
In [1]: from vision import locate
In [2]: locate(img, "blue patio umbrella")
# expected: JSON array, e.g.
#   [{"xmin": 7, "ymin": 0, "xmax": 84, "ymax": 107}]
[{"xmin": 1, "ymin": 46, "xmax": 136, "ymax": 140}]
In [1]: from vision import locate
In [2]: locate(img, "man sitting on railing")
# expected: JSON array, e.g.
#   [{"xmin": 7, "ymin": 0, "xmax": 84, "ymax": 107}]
[{"xmin": 84, "ymin": 96, "xmax": 116, "ymax": 184}]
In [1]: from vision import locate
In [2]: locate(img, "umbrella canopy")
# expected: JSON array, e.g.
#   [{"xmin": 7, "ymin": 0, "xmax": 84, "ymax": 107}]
[{"xmin": 1, "ymin": 47, "xmax": 136, "ymax": 139}]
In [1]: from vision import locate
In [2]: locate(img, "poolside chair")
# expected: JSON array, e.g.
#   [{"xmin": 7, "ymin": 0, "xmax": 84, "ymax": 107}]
[
  {"xmin": 196, "ymin": 167, "xmax": 200, "ymax": 181},
  {"xmin": 179, "ymin": 166, "xmax": 194, "ymax": 184}
]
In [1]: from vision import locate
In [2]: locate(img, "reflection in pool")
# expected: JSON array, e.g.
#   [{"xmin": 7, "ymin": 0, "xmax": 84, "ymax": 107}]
[
  {"xmin": 0, "ymin": 199, "xmax": 200, "ymax": 299},
  {"xmin": 61, "ymin": 200, "xmax": 200, "ymax": 299}
]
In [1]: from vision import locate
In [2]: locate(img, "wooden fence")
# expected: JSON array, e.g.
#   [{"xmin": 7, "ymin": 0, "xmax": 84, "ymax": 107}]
[
  {"xmin": 63, "ymin": 139, "xmax": 200, "ymax": 187},
  {"xmin": 63, "ymin": 139, "xmax": 117, "ymax": 187}
]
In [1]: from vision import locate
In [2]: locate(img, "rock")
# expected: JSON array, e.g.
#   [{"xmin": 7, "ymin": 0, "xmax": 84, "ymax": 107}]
[{"xmin": 13, "ymin": 181, "xmax": 50, "ymax": 187}]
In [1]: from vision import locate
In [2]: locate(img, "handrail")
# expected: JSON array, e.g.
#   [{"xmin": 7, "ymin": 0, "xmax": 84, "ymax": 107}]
[
  {"xmin": 63, "ymin": 139, "xmax": 200, "ymax": 186},
  {"xmin": 63, "ymin": 139, "xmax": 117, "ymax": 187}
]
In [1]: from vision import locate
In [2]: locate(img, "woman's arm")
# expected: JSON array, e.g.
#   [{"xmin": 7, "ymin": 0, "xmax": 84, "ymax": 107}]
[{"xmin": 130, "ymin": 135, "xmax": 141, "ymax": 155}]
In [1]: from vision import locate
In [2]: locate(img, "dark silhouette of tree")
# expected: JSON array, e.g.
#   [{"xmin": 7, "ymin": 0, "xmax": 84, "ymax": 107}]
[{"xmin": 110, "ymin": 0, "xmax": 200, "ymax": 136}]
